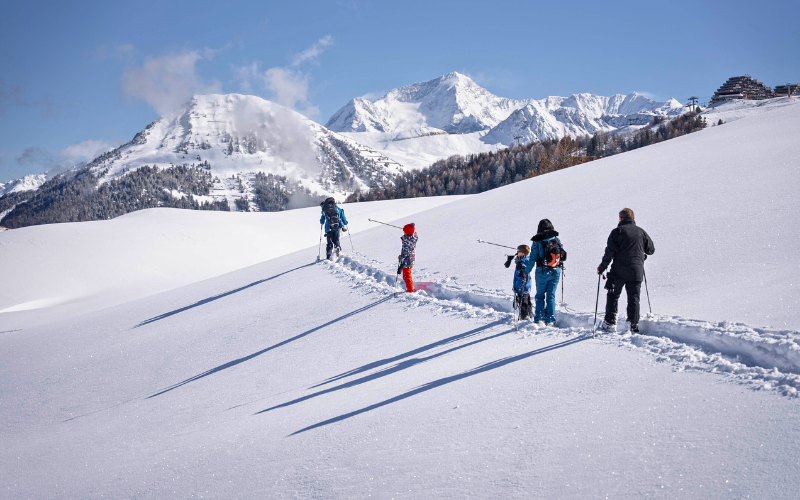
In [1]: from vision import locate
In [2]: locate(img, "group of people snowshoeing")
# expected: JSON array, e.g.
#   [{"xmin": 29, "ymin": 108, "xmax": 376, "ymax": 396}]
[{"xmin": 319, "ymin": 198, "xmax": 654, "ymax": 333}]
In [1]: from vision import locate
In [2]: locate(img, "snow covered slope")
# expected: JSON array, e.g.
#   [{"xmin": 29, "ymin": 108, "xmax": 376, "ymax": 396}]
[
  {"xmin": 347, "ymin": 97, "xmax": 800, "ymax": 330},
  {"xmin": 76, "ymin": 94, "xmax": 405, "ymax": 207},
  {"xmin": 0, "ymin": 195, "xmax": 466, "ymax": 328},
  {"xmin": 1, "ymin": 91, "xmax": 799, "ymax": 499},
  {"xmin": 328, "ymin": 72, "xmax": 684, "ymax": 169},
  {"xmin": 702, "ymin": 95, "xmax": 799, "ymax": 125}
]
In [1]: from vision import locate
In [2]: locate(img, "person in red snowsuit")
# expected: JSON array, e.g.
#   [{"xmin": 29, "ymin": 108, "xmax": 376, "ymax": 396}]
[{"xmin": 398, "ymin": 223, "xmax": 418, "ymax": 293}]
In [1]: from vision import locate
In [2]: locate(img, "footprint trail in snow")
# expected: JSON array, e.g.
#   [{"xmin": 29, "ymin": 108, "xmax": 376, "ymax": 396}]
[{"xmin": 324, "ymin": 253, "xmax": 800, "ymax": 397}]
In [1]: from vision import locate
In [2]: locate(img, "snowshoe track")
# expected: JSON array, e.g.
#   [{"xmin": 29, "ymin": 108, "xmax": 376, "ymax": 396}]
[{"xmin": 324, "ymin": 254, "xmax": 800, "ymax": 397}]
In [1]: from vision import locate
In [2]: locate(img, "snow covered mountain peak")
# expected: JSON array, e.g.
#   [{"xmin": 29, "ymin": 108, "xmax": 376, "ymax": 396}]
[
  {"xmin": 326, "ymin": 72, "xmax": 525, "ymax": 135},
  {"xmin": 68, "ymin": 93, "xmax": 405, "ymax": 209}
]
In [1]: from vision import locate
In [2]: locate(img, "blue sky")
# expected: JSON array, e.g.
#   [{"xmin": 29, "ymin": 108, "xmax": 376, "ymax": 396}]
[{"xmin": 1, "ymin": 0, "xmax": 798, "ymax": 182}]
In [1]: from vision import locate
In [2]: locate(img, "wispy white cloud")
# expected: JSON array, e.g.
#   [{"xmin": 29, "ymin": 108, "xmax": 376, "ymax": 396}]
[
  {"xmin": 16, "ymin": 139, "xmax": 118, "ymax": 175},
  {"xmin": 358, "ymin": 90, "xmax": 384, "ymax": 101},
  {"xmin": 264, "ymin": 67, "xmax": 319, "ymax": 117},
  {"xmin": 291, "ymin": 35, "xmax": 334, "ymax": 66},
  {"xmin": 60, "ymin": 140, "xmax": 117, "ymax": 164},
  {"xmin": 120, "ymin": 49, "xmax": 221, "ymax": 114},
  {"xmin": 234, "ymin": 36, "xmax": 333, "ymax": 118},
  {"xmin": 634, "ymin": 91, "xmax": 661, "ymax": 100}
]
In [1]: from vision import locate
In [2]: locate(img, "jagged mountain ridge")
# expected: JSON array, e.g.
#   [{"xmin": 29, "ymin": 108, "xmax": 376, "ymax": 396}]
[
  {"xmin": 0, "ymin": 174, "xmax": 47, "ymax": 196},
  {"xmin": 483, "ymin": 92, "xmax": 686, "ymax": 144},
  {"xmin": 326, "ymin": 72, "xmax": 685, "ymax": 169},
  {"xmin": 326, "ymin": 72, "xmax": 526, "ymax": 134}
]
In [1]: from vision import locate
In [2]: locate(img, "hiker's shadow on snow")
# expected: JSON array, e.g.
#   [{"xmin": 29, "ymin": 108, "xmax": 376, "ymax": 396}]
[
  {"xmin": 284, "ymin": 335, "xmax": 589, "ymax": 436},
  {"xmin": 145, "ymin": 295, "xmax": 392, "ymax": 399},
  {"xmin": 133, "ymin": 262, "xmax": 318, "ymax": 329},
  {"xmin": 251, "ymin": 319, "xmax": 508, "ymax": 415}
]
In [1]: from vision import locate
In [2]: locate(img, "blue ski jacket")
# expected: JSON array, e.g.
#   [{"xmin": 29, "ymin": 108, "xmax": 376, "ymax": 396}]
[{"xmin": 320, "ymin": 207, "xmax": 348, "ymax": 232}]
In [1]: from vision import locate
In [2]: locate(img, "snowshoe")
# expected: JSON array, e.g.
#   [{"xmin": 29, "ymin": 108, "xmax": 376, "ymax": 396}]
[{"xmin": 597, "ymin": 320, "xmax": 616, "ymax": 333}]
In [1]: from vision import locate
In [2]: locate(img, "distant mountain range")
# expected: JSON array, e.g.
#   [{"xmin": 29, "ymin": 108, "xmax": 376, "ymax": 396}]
[
  {"xmin": 1, "ymin": 73, "xmax": 686, "ymax": 226},
  {"xmin": 326, "ymin": 72, "xmax": 685, "ymax": 169}
]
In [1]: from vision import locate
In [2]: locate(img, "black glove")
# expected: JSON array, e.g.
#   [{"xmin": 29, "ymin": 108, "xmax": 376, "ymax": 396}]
[
  {"xmin": 504, "ymin": 255, "xmax": 514, "ymax": 268},
  {"xmin": 342, "ymin": 226, "xmax": 347, "ymax": 232}
]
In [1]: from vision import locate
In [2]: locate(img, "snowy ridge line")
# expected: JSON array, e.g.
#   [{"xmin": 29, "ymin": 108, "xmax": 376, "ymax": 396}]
[{"xmin": 324, "ymin": 254, "xmax": 800, "ymax": 397}]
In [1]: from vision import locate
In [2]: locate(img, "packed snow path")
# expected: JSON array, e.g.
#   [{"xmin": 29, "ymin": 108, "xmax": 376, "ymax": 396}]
[
  {"xmin": 2, "ymin": 249, "xmax": 799, "ymax": 499},
  {"xmin": 327, "ymin": 254, "xmax": 800, "ymax": 398}
]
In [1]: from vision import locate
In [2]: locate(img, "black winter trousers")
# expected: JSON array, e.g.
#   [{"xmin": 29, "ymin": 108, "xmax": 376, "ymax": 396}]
[
  {"xmin": 326, "ymin": 230, "xmax": 341, "ymax": 259},
  {"xmin": 516, "ymin": 293, "xmax": 532, "ymax": 320},
  {"xmin": 604, "ymin": 278, "xmax": 642, "ymax": 326}
]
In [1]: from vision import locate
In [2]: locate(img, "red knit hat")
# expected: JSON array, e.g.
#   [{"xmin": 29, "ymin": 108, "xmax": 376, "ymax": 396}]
[{"xmin": 403, "ymin": 223, "xmax": 415, "ymax": 235}]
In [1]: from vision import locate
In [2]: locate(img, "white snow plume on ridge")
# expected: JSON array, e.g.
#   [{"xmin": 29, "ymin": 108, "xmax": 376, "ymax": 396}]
[
  {"xmin": 35, "ymin": 93, "xmax": 409, "ymax": 208},
  {"xmin": 326, "ymin": 253, "xmax": 800, "ymax": 397}
]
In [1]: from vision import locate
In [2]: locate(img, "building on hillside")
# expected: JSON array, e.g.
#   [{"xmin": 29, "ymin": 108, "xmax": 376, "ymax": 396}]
[
  {"xmin": 711, "ymin": 75, "xmax": 774, "ymax": 104},
  {"xmin": 774, "ymin": 84, "xmax": 800, "ymax": 97}
]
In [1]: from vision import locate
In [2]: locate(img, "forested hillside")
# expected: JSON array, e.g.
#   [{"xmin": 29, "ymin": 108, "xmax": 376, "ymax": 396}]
[{"xmin": 1, "ymin": 165, "xmax": 228, "ymax": 229}]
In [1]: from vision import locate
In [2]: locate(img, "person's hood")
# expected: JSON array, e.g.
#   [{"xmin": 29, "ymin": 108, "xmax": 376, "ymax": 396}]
[{"xmin": 531, "ymin": 229, "xmax": 559, "ymax": 242}]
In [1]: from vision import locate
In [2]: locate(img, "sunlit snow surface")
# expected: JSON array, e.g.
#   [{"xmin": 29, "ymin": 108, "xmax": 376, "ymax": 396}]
[{"xmin": 1, "ymin": 98, "xmax": 799, "ymax": 498}]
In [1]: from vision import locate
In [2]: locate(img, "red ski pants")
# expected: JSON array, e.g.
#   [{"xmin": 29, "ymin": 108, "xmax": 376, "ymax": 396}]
[{"xmin": 402, "ymin": 267, "xmax": 415, "ymax": 292}]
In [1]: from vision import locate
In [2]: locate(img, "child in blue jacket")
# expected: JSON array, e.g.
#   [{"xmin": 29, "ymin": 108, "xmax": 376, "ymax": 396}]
[{"xmin": 505, "ymin": 244, "xmax": 533, "ymax": 320}]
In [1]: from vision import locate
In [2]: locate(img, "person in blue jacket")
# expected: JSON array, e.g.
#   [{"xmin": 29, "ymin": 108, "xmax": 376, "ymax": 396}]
[
  {"xmin": 319, "ymin": 198, "xmax": 348, "ymax": 260},
  {"xmin": 506, "ymin": 244, "xmax": 533, "ymax": 320},
  {"xmin": 524, "ymin": 219, "xmax": 566, "ymax": 325}
]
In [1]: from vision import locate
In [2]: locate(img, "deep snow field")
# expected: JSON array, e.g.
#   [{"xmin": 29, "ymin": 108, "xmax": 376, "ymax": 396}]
[{"xmin": 1, "ymin": 98, "xmax": 799, "ymax": 499}]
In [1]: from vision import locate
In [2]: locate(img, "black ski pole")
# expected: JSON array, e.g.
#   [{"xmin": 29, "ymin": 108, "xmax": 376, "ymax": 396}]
[
  {"xmin": 560, "ymin": 266, "xmax": 565, "ymax": 306},
  {"xmin": 593, "ymin": 273, "xmax": 602, "ymax": 338},
  {"xmin": 317, "ymin": 225, "xmax": 323, "ymax": 261},
  {"xmin": 393, "ymin": 260, "xmax": 401, "ymax": 298},
  {"xmin": 369, "ymin": 219, "xmax": 404, "ymax": 230},
  {"xmin": 643, "ymin": 269, "xmax": 652, "ymax": 316},
  {"xmin": 346, "ymin": 226, "xmax": 354, "ymax": 251},
  {"xmin": 477, "ymin": 239, "xmax": 516, "ymax": 250}
]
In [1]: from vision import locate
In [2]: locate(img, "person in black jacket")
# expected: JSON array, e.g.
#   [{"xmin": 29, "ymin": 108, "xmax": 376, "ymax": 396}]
[{"xmin": 597, "ymin": 208, "xmax": 655, "ymax": 333}]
